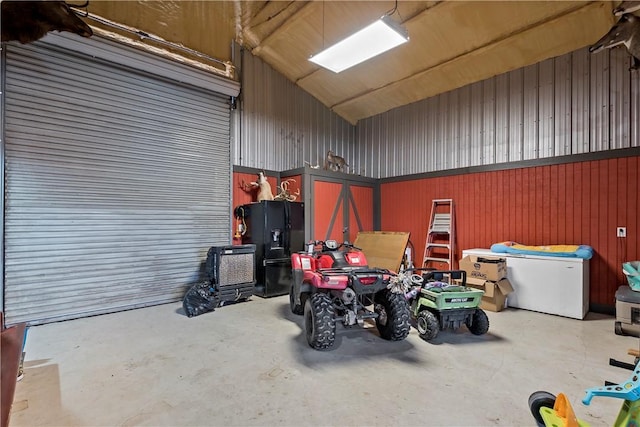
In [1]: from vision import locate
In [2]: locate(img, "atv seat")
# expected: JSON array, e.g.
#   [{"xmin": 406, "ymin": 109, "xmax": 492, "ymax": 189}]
[{"xmin": 326, "ymin": 251, "xmax": 351, "ymax": 268}]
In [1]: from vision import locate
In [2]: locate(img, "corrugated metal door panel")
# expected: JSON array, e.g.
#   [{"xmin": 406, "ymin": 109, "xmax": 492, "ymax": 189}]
[{"xmin": 4, "ymin": 41, "xmax": 230, "ymax": 325}]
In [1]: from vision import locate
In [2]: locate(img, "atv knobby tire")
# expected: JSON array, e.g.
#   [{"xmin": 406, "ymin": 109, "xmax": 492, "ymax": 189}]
[
  {"xmin": 466, "ymin": 309, "xmax": 490, "ymax": 335},
  {"xmin": 417, "ymin": 310, "xmax": 439, "ymax": 341},
  {"xmin": 289, "ymin": 285, "xmax": 304, "ymax": 315},
  {"xmin": 304, "ymin": 293, "xmax": 336, "ymax": 350},
  {"xmin": 374, "ymin": 290, "xmax": 410, "ymax": 341}
]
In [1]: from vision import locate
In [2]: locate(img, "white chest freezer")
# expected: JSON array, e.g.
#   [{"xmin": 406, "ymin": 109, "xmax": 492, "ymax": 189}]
[{"xmin": 462, "ymin": 248, "xmax": 589, "ymax": 319}]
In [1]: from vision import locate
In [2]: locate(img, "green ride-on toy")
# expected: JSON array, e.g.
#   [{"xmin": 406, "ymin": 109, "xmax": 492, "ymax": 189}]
[
  {"xmin": 400, "ymin": 268, "xmax": 489, "ymax": 341},
  {"xmin": 529, "ymin": 356, "xmax": 640, "ymax": 427}
]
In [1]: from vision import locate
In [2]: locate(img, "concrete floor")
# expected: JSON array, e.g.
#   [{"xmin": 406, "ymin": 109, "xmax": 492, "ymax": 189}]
[{"xmin": 8, "ymin": 296, "xmax": 639, "ymax": 427}]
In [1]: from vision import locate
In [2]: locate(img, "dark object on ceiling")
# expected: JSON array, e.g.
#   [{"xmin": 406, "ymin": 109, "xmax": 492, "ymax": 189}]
[
  {"xmin": 589, "ymin": 13, "xmax": 640, "ymax": 70},
  {"xmin": 613, "ymin": 1, "xmax": 640, "ymax": 16},
  {"xmin": 1, "ymin": 1, "xmax": 93, "ymax": 44}
]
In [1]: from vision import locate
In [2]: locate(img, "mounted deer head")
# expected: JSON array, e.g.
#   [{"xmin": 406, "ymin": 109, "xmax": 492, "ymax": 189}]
[
  {"xmin": 589, "ymin": 13, "xmax": 640, "ymax": 70},
  {"xmin": 614, "ymin": 1, "xmax": 640, "ymax": 17},
  {"xmin": 1, "ymin": 1, "xmax": 93, "ymax": 44}
]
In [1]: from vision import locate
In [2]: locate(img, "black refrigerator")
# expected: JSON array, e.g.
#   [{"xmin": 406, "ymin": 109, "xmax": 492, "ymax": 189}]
[{"xmin": 237, "ymin": 200, "xmax": 305, "ymax": 297}]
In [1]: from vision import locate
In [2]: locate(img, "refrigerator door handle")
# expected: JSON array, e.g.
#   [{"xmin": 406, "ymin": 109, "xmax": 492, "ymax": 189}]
[{"xmin": 263, "ymin": 258, "xmax": 291, "ymax": 266}]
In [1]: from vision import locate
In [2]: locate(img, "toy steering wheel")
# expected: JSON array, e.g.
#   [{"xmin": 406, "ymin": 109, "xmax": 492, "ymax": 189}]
[{"xmin": 410, "ymin": 274, "xmax": 424, "ymax": 285}]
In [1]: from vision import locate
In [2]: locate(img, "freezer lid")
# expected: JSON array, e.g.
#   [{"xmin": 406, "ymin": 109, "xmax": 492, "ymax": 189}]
[{"xmin": 462, "ymin": 248, "xmax": 587, "ymax": 263}]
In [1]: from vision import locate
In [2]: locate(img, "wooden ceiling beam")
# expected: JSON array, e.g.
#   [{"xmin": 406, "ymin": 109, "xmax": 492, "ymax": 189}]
[
  {"xmin": 251, "ymin": 2, "xmax": 315, "ymax": 56},
  {"xmin": 240, "ymin": 1, "xmax": 310, "ymax": 49}
]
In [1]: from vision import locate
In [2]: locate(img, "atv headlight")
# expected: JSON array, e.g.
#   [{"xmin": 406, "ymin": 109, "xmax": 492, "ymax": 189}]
[{"xmin": 325, "ymin": 240, "xmax": 338, "ymax": 250}]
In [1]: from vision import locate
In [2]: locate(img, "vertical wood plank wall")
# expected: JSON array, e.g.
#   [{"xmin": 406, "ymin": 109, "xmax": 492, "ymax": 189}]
[
  {"xmin": 380, "ymin": 156, "xmax": 640, "ymax": 310},
  {"xmin": 348, "ymin": 185, "xmax": 374, "ymax": 243},
  {"xmin": 314, "ymin": 181, "xmax": 344, "ymax": 241}
]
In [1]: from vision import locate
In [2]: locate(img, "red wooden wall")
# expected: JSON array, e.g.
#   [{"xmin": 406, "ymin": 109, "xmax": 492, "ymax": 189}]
[
  {"xmin": 348, "ymin": 185, "xmax": 374, "ymax": 242},
  {"xmin": 314, "ymin": 181, "xmax": 343, "ymax": 241},
  {"xmin": 313, "ymin": 181, "xmax": 375, "ymax": 241},
  {"xmin": 380, "ymin": 156, "xmax": 640, "ymax": 309},
  {"xmin": 282, "ymin": 175, "xmax": 302, "ymax": 201}
]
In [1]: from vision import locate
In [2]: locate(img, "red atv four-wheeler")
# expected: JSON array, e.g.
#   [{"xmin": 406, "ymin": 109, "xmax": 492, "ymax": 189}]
[{"xmin": 290, "ymin": 240, "xmax": 410, "ymax": 350}]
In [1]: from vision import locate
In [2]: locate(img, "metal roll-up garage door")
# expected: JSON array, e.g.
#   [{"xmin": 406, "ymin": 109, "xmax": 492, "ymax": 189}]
[{"xmin": 3, "ymin": 39, "xmax": 232, "ymax": 325}]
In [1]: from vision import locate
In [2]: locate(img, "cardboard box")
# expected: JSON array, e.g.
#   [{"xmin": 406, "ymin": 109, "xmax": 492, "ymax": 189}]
[
  {"xmin": 459, "ymin": 255, "xmax": 507, "ymax": 281},
  {"xmin": 466, "ymin": 277, "xmax": 514, "ymax": 312}
]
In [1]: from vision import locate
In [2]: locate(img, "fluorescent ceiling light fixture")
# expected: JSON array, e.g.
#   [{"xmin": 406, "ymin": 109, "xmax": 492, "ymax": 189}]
[{"xmin": 309, "ymin": 15, "xmax": 409, "ymax": 73}]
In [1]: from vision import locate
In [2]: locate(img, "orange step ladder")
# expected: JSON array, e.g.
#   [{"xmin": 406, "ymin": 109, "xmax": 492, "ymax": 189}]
[{"xmin": 422, "ymin": 199, "xmax": 455, "ymax": 270}]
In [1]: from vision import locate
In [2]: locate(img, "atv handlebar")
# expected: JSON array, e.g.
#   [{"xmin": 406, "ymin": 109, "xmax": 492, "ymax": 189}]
[
  {"xmin": 306, "ymin": 240, "xmax": 362, "ymax": 252},
  {"xmin": 339, "ymin": 242, "xmax": 361, "ymax": 251}
]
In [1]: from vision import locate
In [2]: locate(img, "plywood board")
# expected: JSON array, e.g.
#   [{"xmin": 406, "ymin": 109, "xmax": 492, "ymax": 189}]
[{"xmin": 354, "ymin": 231, "xmax": 410, "ymax": 272}]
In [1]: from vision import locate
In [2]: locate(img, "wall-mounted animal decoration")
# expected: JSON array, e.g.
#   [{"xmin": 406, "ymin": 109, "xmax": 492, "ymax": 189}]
[
  {"xmin": 589, "ymin": 13, "xmax": 640, "ymax": 70},
  {"xmin": 324, "ymin": 150, "xmax": 349, "ymax": 172},
  {"xmin": 614, "ymin": 1, "xmax": 640, "ymax": 16},
  {"xmin": 1, "ymin": 1, "xmax": 93, "ymax": 44},
  {"xmin": 241, "ymin": 171, "xmax": 274, "ymax": 202},
  {"xmin": 274, "ymin": 179, "xmax": 300, "ymax": 202}
]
